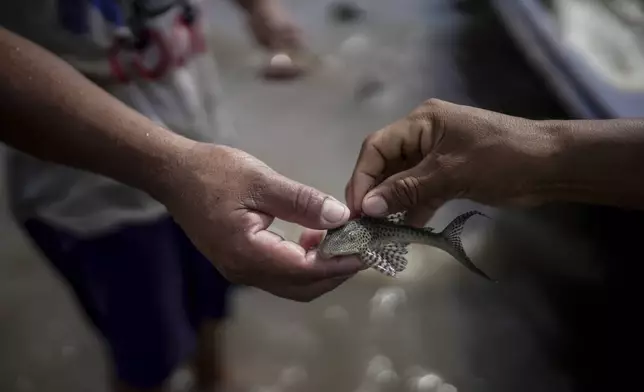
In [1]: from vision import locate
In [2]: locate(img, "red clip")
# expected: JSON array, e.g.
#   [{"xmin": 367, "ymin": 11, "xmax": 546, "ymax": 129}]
[
  {"xmin": 133, "ymin": 28, "xmax": 172, "ymax": 80},
  {"xmin": 178, "ymin": 6, "xmax": 206, "ymax": 57},
  {"xmin": 108, "ymin": 37, "xmax": 132, "ymax": 83}
]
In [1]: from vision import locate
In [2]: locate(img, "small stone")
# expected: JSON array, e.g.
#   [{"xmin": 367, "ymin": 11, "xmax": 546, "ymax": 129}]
[
  {"xmin": 323, "ymin": 305, "xmax": 350, "ymax": 323},
  {"xmin": 278, "ymin": 365, "xmax": 309, "ymax": 389},
  {"xmin": 263, "ymin": 53, "xmax": 305, "ymax": 80},
  {"xmin": 417, "ymin": 374, "xmax": 443, "ymax": 391},
  {"xmin": 438, "ymin": 384, "xmax": 458, "ymax": 392},
  {"xmin": 270, "ymin": 53, "xmax": 294, "ymax": 68},
  {"xmin": 366, "ymin": 355, "xmax": 393, "ymax": 377},
  {"xmin": 375, "ymin": 368, "xmax": 399, "ymax": 386}
]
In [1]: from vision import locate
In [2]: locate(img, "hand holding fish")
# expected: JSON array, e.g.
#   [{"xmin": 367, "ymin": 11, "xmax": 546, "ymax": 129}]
[
  {"xmin": 338, "ymin": 99, "xmax": 644, "ymax": 278},
  {"xmin": 160, "ymin": 144, "xmax": 362, "ymax": 302},
  {"xmin": 346, "ymin": 99, "xmax": 550, "ymax": 225}
]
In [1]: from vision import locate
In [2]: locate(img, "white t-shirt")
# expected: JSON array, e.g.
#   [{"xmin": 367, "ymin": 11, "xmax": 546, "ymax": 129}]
[{"xmin": 1, "ymin": 0, "xmax": 233, "ymax": 236}]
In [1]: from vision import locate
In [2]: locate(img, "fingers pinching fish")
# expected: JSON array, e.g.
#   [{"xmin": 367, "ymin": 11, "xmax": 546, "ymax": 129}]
[{"xmin": 318, "ymin": 210, "xmax": 495, "ymax": 281}]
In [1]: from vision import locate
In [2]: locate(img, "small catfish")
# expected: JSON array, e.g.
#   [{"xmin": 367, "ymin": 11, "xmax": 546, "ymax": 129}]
[{"xmin": 318, "ymin": 210, "xmax": 494, "ymax": 281}]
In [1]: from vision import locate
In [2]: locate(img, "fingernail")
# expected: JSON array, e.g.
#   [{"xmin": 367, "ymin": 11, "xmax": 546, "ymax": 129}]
[
  {"xmin": 363, "ymin": 195, "xmax": 388, "ymax": 216},
  {"xmin": 321, "ymin": 198, "xmax": 348, "ymax": 224}
]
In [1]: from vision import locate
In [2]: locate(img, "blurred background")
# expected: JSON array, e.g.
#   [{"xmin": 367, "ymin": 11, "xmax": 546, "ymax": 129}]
[{"xmin": 2, "ymin": 0, "xmax": 644, "ymax": 391}]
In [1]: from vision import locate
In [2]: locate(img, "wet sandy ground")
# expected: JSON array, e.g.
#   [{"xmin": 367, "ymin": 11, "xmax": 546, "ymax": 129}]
[{"xmin": 1, "ymin": 1, "xmax": 630, "ymax": 391}]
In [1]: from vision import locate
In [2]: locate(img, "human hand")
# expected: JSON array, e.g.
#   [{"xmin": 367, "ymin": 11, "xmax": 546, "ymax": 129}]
[
  {"xmin": 346, "ymin": 99, "xmax": 555, "ymax": 226},
  {"xmin": 157, "ymin": 143, "xmax": 362, "ymax": 302}
]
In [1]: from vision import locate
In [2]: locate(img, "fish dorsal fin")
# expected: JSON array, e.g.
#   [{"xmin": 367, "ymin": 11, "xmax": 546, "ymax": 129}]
[
  {"xmin": 386, "ymin": 211, "xmax": 435, "ymax": 232},
  {"xmin": 385, "ymin": 211, "xmax": 407, "ymax": 225}
]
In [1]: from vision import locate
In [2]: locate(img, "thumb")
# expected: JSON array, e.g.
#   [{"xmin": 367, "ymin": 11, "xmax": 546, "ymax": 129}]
[
  {"xmin": 259, "ymin": 172, "xmax": 350, "ymax": 229},
  {"xmin": 362, "ymin": 162, "xmax": 446, "ymax": 217}
]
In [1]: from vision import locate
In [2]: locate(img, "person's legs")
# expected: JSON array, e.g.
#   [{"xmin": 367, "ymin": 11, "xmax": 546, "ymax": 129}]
[
  {"xmin": 193, "ymin": 319, "xmax": 226, "ymax": 391},
  {"xmin": 171, "ymin": 221, "xmax": 234, "ymax": 391},
  {"xmin": 22, "ymin": 217, "xmax": 210, "ymax": 392}
]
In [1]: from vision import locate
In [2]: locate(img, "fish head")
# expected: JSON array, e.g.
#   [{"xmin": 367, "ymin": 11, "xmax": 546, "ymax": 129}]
[{"xmin": 318, "ymin": 220, "xmax": 371, "ymax": 259}]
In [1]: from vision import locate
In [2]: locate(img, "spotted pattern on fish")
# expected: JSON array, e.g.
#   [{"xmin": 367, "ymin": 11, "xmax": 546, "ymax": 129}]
[
  {"xmin": 363, "ymin": 212, "xmax": 408, "ymax": 275},
  {"xmin": 319, "ymin": 210, "xmax": 494, "ymax": 281}
]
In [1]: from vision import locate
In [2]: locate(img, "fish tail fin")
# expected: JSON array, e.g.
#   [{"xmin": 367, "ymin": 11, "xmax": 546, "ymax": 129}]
[{"xmin": 439, "ymin": 211, "xmax": 496, "ymax": 282}]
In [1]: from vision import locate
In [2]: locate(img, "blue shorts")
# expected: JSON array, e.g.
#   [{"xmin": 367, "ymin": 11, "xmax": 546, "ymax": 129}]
[{"xmin": 22, "ymin": 216, "xmax": 233, "ymax": 389}]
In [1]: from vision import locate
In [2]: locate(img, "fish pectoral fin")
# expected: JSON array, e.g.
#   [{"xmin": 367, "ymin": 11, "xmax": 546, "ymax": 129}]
[
  {"xmin": 361, "ymin": 248, "xmax": 397, "ymax": 277},
  {"xmin": 375, "ymin": 243, "xmax": 409, "ymax": 272}
]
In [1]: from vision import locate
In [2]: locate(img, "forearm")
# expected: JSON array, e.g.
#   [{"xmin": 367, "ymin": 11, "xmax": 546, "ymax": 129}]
[
  {"xmin": 532, "ymin": 118, "xmax": 644, "ymax": 209},
  {"xmin": 0, "ymin": 27, "xmax": 194, "ymax": 199}
]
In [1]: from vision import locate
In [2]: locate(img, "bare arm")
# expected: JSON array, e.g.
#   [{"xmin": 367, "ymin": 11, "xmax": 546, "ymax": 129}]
[
  {"xmin": 0, "ymin": 27, "xmax": 190, "ymax": 199},
  {"xmin": 346, "ymin": 99, "xmax": 644, "ymax": 223},
  {"xmin": 533, "ymin": 118, "xmax": 644, "ymax": 209},
  {"xmin": 0, "ymin": 27, "xmax": 362, "ymax": 301}
]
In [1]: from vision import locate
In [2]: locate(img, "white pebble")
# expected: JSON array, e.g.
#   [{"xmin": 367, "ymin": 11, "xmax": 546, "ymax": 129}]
[
  {"xmin": 323, "ymin": 305, "xmax": 349, "ymax": 323},
  {"xmin": 405, "ymin": 365, "xmax": 429, "ymax": 379},
  {"xmin": 375, "ymin": 368, "xmax": 399, "ymax": 386},
  {"xmin": 278, "ymin": 365, "xmax": 309, "ymax": 388},
  {"xmin": 370, "ymin": 286, "xmax": 407, "ymax": 322},
  {"xmin": 408, "ymin": 373, "xmax": 443, "ymax": 392},
  {"xmin": 168, "ymin": 367, "xmax": 195, "ymax": 392},
  {"xmin": 340, "ymin": 33, "xmax": 370, "ymax": 55},
  {"xmin": 437, "ymin": 384, "xmax": 458, "ymax": 392},
  {"xmin": 366, "ymin": 355, "xmax": 393, "ymax": 377},
  {"xmin": 270, "ymin": 53, "xmax": 293, "ymax": 68}
]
